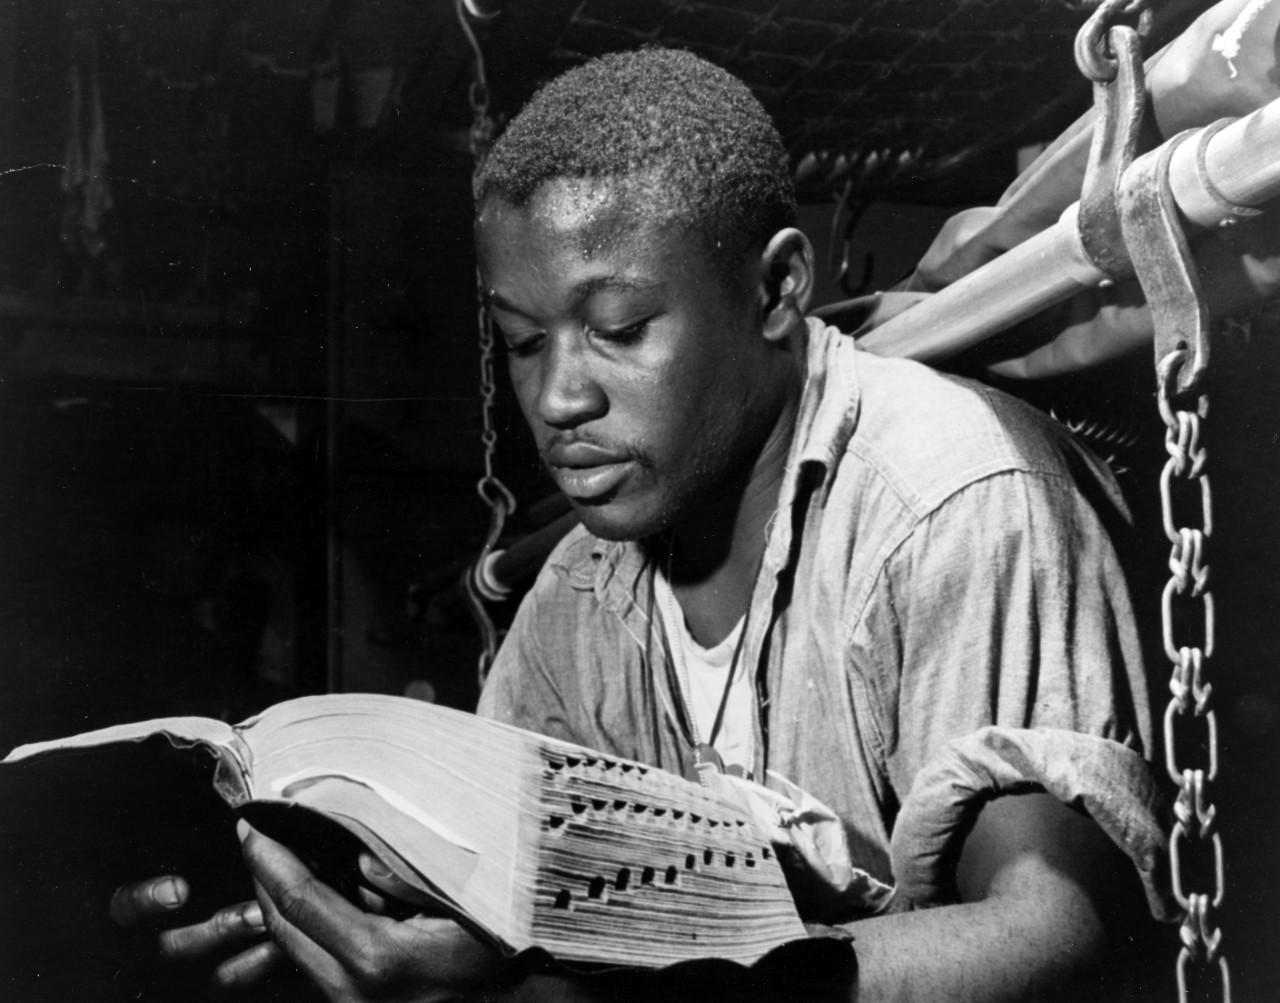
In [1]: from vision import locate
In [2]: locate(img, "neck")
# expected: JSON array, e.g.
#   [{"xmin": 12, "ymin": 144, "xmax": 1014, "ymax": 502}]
[{"xmin": 659, "ymin": 389, "xmax": 799, "ymax": 646}]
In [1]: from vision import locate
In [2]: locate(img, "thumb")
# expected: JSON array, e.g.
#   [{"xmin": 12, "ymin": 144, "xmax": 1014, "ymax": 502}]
[{"xmin": 357, "ymin": 853, "xmax": 446, "ymax": 912}]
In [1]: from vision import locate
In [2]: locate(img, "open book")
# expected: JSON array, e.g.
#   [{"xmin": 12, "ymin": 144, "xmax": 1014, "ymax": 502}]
[{"xmin": 2, "ymin": 693, "xmax": 806, "ymax": 969}]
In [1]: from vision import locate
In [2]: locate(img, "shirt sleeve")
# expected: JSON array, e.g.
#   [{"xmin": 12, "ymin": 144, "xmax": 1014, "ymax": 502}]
[
  {"xmin": 848, "ymin": 466, "xmax": 1171, "ymax": 915},
  {"xmin": 889, "ymin": 726, "xmax": 1177, "ymax": 921},
  {"xmin": 475, "ymin": 563, "xmax": 576, "ymax": 737}
]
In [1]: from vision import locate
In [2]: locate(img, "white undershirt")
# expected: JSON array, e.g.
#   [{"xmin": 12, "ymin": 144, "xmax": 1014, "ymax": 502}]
[{"xmin": 653, "ymin": 570, "xmax": 755, "ymax": 773}]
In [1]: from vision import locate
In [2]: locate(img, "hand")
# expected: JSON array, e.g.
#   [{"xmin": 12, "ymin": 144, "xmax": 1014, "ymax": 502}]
[
  {"xmin": 239, "ymin": 821, "xmax": 510, "ymax": 1003},
  {"xmin": 108, "ymin": 874, "xmax": 286, "ymax": 995}
]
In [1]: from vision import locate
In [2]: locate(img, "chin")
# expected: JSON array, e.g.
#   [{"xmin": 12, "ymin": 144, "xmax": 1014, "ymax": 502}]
[{"xmin": 572, "ymin": 498, "xmax": 671, "ymax": 543}]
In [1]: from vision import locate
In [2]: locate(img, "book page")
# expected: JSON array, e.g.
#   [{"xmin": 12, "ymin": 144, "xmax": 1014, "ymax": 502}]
[
  {"xmin": 232, "ymin": 694, "xmax": 543, "ymax": 948},
  {"xmin": 527, "ymin": 748, "xmax": 807, "ymax": 967},
  {"xmin": 4, "ymin": 715, "xmax": 237, "ymax": 764}
]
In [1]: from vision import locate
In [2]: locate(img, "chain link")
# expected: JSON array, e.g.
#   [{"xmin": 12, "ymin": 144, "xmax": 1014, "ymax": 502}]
[
  {"xmin": 1074, "ymin": 0, "xmax": 1154, "ymax": 81},
  {"xmin": 1157, "ymin": 351, "xmax": 1231, "ymax": 1003},
  {"xmin": 474, "ymin": 296, "xmax": 513, "ymax": 509}
]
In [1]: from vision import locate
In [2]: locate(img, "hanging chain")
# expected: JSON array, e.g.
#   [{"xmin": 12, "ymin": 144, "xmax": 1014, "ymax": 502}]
[
  {"xmin": 1122, "ymin": 143, "xmax": 1234, "ymax": 1002},
  {"xmin": 456, "ymin": 0, "xmax": 514, "ymax": 687},
  {"xmin": 457, "ymin": 0, "xmax": 495, "ymax": 167},
  {"xmin": 472, "ymin": 256, "xmax": 516, "ymax": 565},
  {"xmin": 1081, "ymin": 0, "xmax": 1232, "ymax": 993},
  {"xmin": 1157, "ymin": 354, "xmax": 1231, "ymax": 1003}
]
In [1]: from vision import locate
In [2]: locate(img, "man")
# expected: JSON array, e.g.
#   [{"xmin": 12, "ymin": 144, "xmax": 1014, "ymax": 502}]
[{"xmin": 113, "ymin": 47, "xmax": 1170, "ymax": 1000}]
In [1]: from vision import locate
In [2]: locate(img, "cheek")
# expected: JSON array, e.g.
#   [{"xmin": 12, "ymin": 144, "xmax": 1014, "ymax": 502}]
[
  {"xmin": 645, "ymin": 379, "xmax": 748, "ymax": 470},
  {"xmin": 642, "ymin": 341, "xmax": 750, "ymax": 437},
  {"xmin": 506, "ymin": 361, "xmax": 543, "ymax": 425}
]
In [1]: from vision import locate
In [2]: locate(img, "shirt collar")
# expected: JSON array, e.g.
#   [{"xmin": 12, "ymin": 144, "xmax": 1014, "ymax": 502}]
[{"xmin": 792, "ymin": 316, "xmax": 862, "ymax": 491}]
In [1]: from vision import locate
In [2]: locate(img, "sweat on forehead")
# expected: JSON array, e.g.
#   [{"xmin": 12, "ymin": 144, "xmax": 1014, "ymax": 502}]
[{"xmin": 478, "ymin": 175, "xmax": 702, "ymax": 257}]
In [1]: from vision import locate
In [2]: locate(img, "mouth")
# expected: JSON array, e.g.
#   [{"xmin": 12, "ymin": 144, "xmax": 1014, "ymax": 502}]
[
  {"xmin": 550, "ymin": 460, "xmax": 634, "ymax": 502},
  {"xmin": 544, "ymin": 442, "xmax": 636, "ymax": 502}
]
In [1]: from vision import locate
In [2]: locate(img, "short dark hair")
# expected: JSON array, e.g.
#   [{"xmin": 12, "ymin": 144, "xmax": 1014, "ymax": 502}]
[{"xmin": 475, "ymin": 47, "xmax": 796, "ymax": 262}]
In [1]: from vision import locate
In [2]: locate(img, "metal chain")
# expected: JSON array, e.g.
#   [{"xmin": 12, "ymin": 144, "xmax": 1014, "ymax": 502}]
[
  {"xmin": 458, "ymin": 0, "xmax": 495, "ymax": 167},
  {"xmin": 1156, "ymin": 351, "xmax": 1231, "ymax": 1003},
  {"xmin": 456, "ymin": 0, "xmax": 514, "ymax": 687},
  {"xmin": 1074, "ymin": 0, "xmax": 1154, "ymax": 82},
  {"xmin": 1083, "ymin": 3, "xmax": 1233, "ymax": 991},
  {"xmin": 473, "ymin": 271, "xmax": 516, "ymax": 529}
]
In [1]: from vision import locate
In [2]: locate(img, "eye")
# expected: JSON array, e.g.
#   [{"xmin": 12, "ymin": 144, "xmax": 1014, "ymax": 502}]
[
  {"xmin": 589, "ymin": 319, "xmax": 650, "ymax": 346},
  {"xmin": 497, "ymin": 326, "xmax": 544, "ymax": 359}
]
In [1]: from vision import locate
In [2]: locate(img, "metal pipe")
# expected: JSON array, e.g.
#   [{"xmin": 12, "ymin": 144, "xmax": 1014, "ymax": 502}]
[
  {"xmin": 475, "ymin": 510, "xmax": 580, "ymax": 600},
  {"xmin": 858, "ymin": 96, "xmax": 1280, "ymax": 362},
  {"xmin": 1169, "ymin": 103, "xmax": 1280, "ymax": 223},
  {"xmin": 857, "ymin": 210, "xmax": 1099, "ymax": 360}
]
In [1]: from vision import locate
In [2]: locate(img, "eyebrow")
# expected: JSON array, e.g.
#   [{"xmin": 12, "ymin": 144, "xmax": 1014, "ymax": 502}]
[{"xmin": 486, "ymin": 275, "xmax": 663, "ymax": 316}]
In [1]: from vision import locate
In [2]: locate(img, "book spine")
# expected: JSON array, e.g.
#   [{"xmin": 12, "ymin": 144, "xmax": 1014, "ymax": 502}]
[{"xmin": 211, "ymin": 739, "xmax": 253, "ymax": 805}]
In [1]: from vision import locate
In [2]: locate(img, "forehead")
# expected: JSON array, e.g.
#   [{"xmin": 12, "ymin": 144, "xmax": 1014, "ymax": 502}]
[
  {"xmin": 520, "ymin": 178, "xmax": 631, "ymax": 236},
  {"xmin": 477, "ymin": 177, "xmax": 688, "ymax": 267}
]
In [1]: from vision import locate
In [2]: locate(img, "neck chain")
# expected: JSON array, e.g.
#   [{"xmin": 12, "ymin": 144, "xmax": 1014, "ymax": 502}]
[{"xmin": 653, "ymin": 541, "xmax": 757, "ymax": 774}]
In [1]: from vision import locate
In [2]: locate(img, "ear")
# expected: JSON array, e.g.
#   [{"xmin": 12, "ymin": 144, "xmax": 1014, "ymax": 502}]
[{"xmin": 759, "ymin": 227, "xmax": 815, "ymax": 343}]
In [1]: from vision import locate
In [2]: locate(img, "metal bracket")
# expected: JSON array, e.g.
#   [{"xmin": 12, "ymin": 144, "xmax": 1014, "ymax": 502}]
[
  {"xmin": 1117, "ymin": 130, "xmax": 1210, "ymax": 400},
  {"xmin": 1078, "ymin": 24, "xmax": 1146, "ymax": 279}
]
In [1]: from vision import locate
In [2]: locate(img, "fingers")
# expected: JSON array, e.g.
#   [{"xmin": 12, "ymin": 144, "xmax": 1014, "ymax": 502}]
[
  {"xmin": 111, "ymin": 873, "xmax": 285, "ymax": 996},
  {"xmin": 109, "ymin": 876, "xmax": 189, "ymax": 928},
  {"xmin": 241, "ymin": 823, "xmax": 508, "ymax": 1001},
  {"xmin": 157, "ymin": 899, "xmax": 267, "ymax": 962},
  {"xmin": 357, "ymin": 852, "xmax": 445, "ymax": 912},
  {"xmin": 249, "ymin": 873, "xmax": 351, "ymax": 997},
  {"xmin": 242, "ymin": 825, "xmax": 376, "ymax": 961},
  {"xmin": 209, "ymin": 940, "xmax": 286, "ymax": 996},
  {"xmin": 241, "ymin": 824, "xmax": 380, "ymax": 996},
  {"xmin": 354, "ymin": 882, "xmax": 391, "ymax": 915}
]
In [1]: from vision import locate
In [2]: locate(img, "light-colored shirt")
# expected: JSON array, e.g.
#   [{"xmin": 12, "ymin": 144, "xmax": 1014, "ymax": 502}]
[
  {"xmin": 479, "ymin": 318, "xmax": 1173, "ymax": 921},
  {"xmin": 652, "ymin": 567, "xmax": 754, "ymax": 773}
]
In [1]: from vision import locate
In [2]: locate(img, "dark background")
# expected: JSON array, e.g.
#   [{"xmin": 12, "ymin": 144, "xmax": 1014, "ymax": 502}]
[{"xmin": 0, "ymin": 1, "xmax": 1276, "ymax": 999}]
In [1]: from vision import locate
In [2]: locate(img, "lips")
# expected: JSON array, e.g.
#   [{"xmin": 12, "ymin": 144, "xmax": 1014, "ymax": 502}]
[
  {"xmin": 553, "ymin": 461, "xmax": 633, "ymax": 500},
  {"xmin": 544, "ymin": 441, "xmax": 635, "ymax": 501}
]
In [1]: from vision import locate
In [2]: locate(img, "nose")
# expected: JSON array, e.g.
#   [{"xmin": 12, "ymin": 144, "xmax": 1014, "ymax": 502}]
[{"xmin": 534, "ymin": 334, "xmax": 607, "ymax": 430}]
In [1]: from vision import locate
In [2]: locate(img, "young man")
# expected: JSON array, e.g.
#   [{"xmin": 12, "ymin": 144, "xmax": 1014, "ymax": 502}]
[{"xmin": 113, "ymin": 48, "xmax": 1170, "ymax": 1001}]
